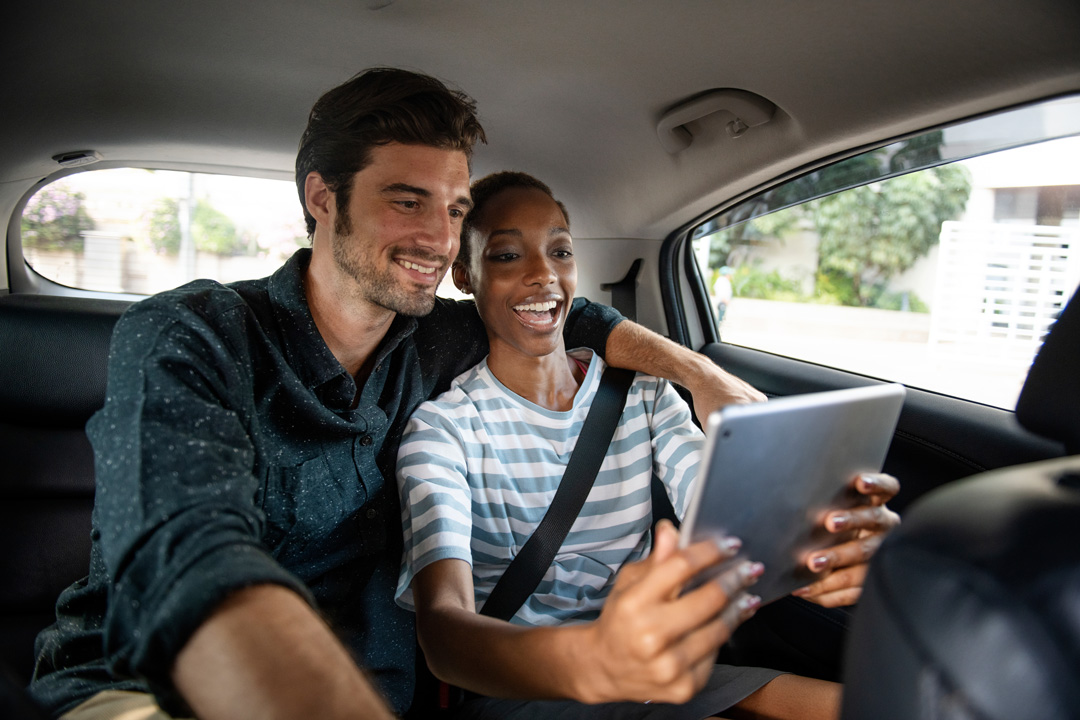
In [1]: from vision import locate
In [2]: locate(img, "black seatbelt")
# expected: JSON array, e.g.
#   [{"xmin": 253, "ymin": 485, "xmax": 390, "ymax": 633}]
[{"xmin": 479, "ymin": 365, "xmax": 636, "ymax": 621}]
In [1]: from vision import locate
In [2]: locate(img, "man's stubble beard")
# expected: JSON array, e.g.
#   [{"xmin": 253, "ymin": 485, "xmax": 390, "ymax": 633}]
[{"xmin": 331, "ymin": 207, "xmax": 442, "ymax": 318}]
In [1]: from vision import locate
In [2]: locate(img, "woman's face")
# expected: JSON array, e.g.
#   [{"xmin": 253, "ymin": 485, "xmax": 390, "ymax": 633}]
[{"xmin": 454, "ymin": 186, "xmax": 577, "ymax": 361}]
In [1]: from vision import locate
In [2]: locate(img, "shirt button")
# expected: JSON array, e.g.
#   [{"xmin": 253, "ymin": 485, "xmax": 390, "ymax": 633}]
[
  {"xmin": 366, "ymin": 508, "xmax": 378, "ymax": 519},
  {"xmin": 360, "ymin": 435, "xmax": 373, "ymax": 446}
]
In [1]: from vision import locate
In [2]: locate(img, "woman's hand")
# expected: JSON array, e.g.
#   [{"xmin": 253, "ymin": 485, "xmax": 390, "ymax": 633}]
[
  {"xmin": 793, "ymin": 472, "xmax": 901, "ymax": 607},
  {"xmin": 576, "ymin": 520, "xmax": 762, "ymax": 704}
]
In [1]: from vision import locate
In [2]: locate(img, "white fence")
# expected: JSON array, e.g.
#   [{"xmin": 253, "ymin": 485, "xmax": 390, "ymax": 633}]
[{"xmin": 930, "ymin": 222, "xmax": 1080, "ymax": 361}]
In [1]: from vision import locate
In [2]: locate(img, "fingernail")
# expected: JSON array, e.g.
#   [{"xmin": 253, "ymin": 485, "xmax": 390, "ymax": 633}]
[
  {"xmin": 859, "ymin": 473, "xmax": 881, "ymax": 489},
  {"xmin": 810, "ymin": 554, "xmax": 830, "ymax": 572},
  {"xmin": 715, "ymin": 536, "xmax": 742, "ymax": 554},
  {"xmin": 739, "ymin": 561, "xmax": 764, "ymax": 583},
  {"xmin": 737, "ymin": 594, "xmax": 762, "ymax": 613},
  {"xmin": 830, "ymin": 513, "xmax": 851, "ymax": 531}
]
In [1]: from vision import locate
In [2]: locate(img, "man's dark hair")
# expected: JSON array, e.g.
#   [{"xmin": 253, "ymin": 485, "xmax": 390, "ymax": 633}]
[
  {"xmin": 459, "ymin": 171, "xmax": 570, "ymax": 266},
  {"xmin": 296, "ymin": 67, "xmax": 487, "ymax": 238}
]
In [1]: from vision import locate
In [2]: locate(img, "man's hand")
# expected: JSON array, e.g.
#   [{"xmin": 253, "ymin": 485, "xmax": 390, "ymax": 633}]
[
  {"xmin": 685, "ymin": 361, "xmax": 767, "ymax": 421},
  {"xmin": 793, "ymin": 472, "xmax": 901, "ymax": 607},
  {"xmin": 576, "ymin": 521, "xmax": 762, "ymax": 705},
  {"xmin": 603, "ymin": 320, "xmax": 765, "ymax": 420}
]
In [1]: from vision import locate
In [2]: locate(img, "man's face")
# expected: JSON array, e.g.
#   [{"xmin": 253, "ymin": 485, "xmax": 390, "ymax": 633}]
[
  {"xmin": 329, "ymin": 143, "xmax": 472, "ymax": 317},
  {"xmin": 456, "ymin": 187, "xmax": 577, "ymax": 360}
]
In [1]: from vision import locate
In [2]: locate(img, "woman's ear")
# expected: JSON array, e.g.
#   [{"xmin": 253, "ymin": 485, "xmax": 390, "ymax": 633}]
[{"xmin": 452, "ymin": 262, "xmax": 472, "ymax": 294}]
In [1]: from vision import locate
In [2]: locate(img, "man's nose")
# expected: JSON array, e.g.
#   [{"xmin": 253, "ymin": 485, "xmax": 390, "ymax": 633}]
[{"xmin": 419, "ymin": 211, "xmax": 457, "ymax": 256}]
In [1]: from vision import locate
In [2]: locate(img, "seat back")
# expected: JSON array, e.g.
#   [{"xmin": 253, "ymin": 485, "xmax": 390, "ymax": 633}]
[
  {"xmin": 841, "ymin": 287, "xmax": 1080, "ymax": 719},
  {"xmin": 0, "ymin": 294, "xmax": 129, "ymax": 682}
]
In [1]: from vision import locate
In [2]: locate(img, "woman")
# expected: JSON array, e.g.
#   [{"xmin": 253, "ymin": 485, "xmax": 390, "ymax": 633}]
[{"xmin": 395, "ymin": 171, "xmax": 899, "ymax": 719}]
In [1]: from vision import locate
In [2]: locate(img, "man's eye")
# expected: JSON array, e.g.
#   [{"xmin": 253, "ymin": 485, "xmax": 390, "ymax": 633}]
[
  {"xmin": 449, "ymin": 208, "xmax": 465, "ymax": 219},
  {"xmin": 396, "ymin": 200, "xmax": 419, "ymax": 210}
]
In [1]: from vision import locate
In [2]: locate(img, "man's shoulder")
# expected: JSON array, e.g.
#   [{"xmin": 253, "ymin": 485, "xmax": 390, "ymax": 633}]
[{"xmin": 121, "ymin": 277, "xmax": 268, "ymax": 331}]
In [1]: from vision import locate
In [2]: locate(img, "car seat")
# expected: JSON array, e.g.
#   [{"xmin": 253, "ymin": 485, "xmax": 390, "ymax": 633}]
[
  {"xmin": 840, "ymin": 286, "xmax": 1080, "ymax": 719},
  {"xmin": 0, "ymin": 294, "xmax": 129, "ymax": 682}
]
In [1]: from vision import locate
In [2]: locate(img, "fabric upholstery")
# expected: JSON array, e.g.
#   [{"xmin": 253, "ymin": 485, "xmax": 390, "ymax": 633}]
[{"xmin": 0, "ymin": 294, "xmax": 129, "ymax": 682}]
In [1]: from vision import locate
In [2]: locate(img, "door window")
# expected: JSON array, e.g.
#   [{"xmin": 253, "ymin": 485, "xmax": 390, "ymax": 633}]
[{"xmin": 692, "ymin": 96, "xmax": 1080, "ymax": 409}]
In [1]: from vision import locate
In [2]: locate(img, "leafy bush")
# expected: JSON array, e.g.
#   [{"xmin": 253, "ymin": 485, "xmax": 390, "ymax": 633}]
[
  {"xmin": 147, "ymin": 198, "xmax": 247, "ymax": 256},
  {"xmin": 148, "ymin": 198, "xmax": 182, "ymax": 254},
  {"xmin": 21, "ymin": 185, "xmax": 95, "ymax": 251},
  {"xmin": 731, "ymin": 264, "xmax": 806, "ymax": 302}
]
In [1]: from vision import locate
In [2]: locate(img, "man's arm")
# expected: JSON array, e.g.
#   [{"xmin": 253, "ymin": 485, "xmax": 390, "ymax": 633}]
[
  {"xmin": 603, "ymin": 320, "xmax": 766, "ymax": 418},
  {"xmin": 173, "ymin": 585, "xmax": 394, "ymax": 720},
  {"xmin": 93, "ymin": 298, "xmax": 395, "ymax": 717}
]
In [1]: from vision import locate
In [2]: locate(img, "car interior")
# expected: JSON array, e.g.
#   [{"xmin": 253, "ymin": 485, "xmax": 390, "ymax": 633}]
[{"xmin": 2, "ymin": 1, "xmax": 1079, "ymax": 717}]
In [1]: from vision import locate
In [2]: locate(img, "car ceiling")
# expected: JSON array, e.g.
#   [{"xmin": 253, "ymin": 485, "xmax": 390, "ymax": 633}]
[{"xmin": 3, "ymin": 0, "xmax": 1080, "ymax": 245}]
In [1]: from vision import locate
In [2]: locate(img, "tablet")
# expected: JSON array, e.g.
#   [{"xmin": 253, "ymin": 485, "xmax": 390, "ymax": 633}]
[{"xmin": 678, "ymin": 383, "xmax": 906, "ymax": 604}]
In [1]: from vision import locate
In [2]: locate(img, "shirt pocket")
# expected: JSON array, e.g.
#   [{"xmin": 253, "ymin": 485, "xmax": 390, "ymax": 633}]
[{"xmin": 259, "ymin": 450, "xmax": 366, "ymax": 567}]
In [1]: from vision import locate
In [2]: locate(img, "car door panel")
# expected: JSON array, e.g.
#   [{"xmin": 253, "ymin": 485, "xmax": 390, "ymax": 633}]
[{"xmin": 702, "ymin": 342, "xmax": 1065, "ymax": 513}]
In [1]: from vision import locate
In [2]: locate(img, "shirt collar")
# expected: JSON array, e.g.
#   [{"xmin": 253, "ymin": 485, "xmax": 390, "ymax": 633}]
[{"xmin": 268, "ymin": 248, "xmax": 420, "ymax": 408}]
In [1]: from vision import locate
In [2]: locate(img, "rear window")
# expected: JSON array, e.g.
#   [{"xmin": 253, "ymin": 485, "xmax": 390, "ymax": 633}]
[{"xmin": 20, "ymin": 169, "xmax": 308, "ymax": 295}]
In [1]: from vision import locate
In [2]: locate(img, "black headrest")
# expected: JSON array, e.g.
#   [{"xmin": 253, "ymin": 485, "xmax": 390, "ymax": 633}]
[
  {"xmin": 1016, "ymin": 286, "xmax": 1080, "ymax": 454},
  {"xmin": 0, "ymin": 294, "xmax": 131, "ymax": 427},
  {"xmin": 842, "ymin": 455, "xmax": 1080, "ymax": 719}
]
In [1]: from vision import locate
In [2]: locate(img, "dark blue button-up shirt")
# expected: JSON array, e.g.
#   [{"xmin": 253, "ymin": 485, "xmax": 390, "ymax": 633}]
[{"xmin": 30, "ymin": 249, "xmax": 621, "ymax": 716}]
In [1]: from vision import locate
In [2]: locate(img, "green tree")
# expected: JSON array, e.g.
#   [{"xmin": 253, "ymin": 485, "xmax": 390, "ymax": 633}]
[
  {"xmin": 809, "ymin": 163, "xmax": 972, "ymax": 306},
  {"xmin": 21, "ymin": 185, "xmax": 95, "ymax": 251},
  {"xmin": 147, "ymin": 198, "xmax": 246, "ymax": 256},
  {"xmin": 148, "ymin": 198, "xmax": 181, "ymax": 254},
  {"xmin": 192, "ymin": 200, "xmax": 244, "ymax": 255}
]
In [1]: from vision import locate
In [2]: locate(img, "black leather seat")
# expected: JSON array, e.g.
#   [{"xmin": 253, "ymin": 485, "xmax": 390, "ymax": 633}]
[
  {"xmin": 841, "ymin": 287, "xmax": 1080, "ymax": 719},
  {"xmin": 0, "ymin": 294, "xmax": 130, "ymax": 684}
]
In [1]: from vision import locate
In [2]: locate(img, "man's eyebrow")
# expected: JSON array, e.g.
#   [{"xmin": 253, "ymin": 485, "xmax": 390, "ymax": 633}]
[
  {"xmin": 381, "ymin": 183, "xmax": 430, "ymax": 196},
  {"xmin": 381, "ymin": 183, "xmax": 473, "ymax": 209}
]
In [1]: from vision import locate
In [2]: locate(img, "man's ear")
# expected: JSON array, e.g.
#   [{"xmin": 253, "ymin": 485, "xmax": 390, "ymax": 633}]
[
  {"xmin": 452, "ymin": 262, "xmax": 473, "ymax": 295},
  {"xmin": 304, "ymin": 172, "xmax": 334, "ymax": 229}
]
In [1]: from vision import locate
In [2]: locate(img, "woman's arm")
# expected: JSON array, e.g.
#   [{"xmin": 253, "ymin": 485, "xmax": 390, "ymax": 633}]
[{"xmin": 412, "ymin": 522, "xmax": 761, "ymax": 705}]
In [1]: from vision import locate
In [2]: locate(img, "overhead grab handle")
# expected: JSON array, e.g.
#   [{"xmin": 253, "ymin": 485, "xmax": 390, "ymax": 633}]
[{"xmin": 656, "ymin": 89, "xmax": 776, "ymax": 154}]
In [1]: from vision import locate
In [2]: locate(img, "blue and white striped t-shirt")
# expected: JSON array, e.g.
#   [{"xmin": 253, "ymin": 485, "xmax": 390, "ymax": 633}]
[{"xmin": 395, "ymin": 349, "xmax": 704, "ymax": 626}]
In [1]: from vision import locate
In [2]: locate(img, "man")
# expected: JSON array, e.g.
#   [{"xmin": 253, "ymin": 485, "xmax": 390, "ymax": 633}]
[{"xmin": 29, "ymin": 68, "xmax": 765, "ymax": 720}]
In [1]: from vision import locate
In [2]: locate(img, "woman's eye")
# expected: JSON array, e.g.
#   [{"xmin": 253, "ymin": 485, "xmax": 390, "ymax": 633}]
[
  {"xmin": 492, "ymin": 252, "xmax": 518, "ymax": 262},
  {"xmin": 553, "ymin": 249, "xmax": 574, "ymax": 259}
]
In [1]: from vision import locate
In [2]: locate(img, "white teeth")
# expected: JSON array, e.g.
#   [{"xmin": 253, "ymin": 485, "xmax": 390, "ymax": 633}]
[
  {"xmin": 514, "ymin": 300, "xmax": 557, "ymax": 312},
  {"xmin": 399, "ymin": 260, "xmax": 435, "ymax": 274}
]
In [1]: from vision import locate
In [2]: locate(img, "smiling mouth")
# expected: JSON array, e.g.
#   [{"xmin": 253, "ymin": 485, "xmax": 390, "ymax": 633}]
[
  {"xmin": 395, "ymin": 258, "xmax": 439, "ymax": 278},
  {"xmin": 513, "ymin": 299, "xmax": 560, "ymax": 328}
]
